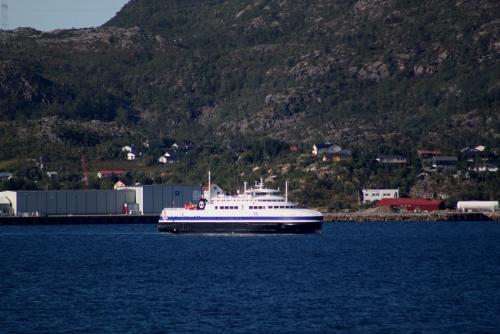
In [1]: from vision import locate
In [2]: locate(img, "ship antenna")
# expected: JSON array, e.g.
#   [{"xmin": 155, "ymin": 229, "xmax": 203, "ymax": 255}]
[
  {"xmin": 208, "ymin": 170, "xmax": 211, "ymax": 203},
  {"xmin": 285, "ymin": 180, "xmax": 288, "ymax": 203}
]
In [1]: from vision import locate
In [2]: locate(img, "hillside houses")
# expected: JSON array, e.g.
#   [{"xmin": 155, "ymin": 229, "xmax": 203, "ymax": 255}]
[
  {"xmin": 417, "ymin": 150, "xmax": 441, "ymax": 159},
  {"xmin": 97, "ymin": 170, "xmax": 127, "ymax": 179},
  {"xmin": 121, "ymin": 145, "xmax": 133, "ymax": 153},
  {"xmin": 312, "ymin": 143, "xmax": 352, "ymax": 161},
  {"xmin": 432, "ymin": 156, "xmax": 458, "ymax": 169},
  {"xmin": 469, "ymin": 163, "xmax": 498, "ymax": 173},
  {"xmin": 312, "ymin": 143, "xmax": 341, "ymax": 156},
  {"xmin": 158, "ymin": 152, "xmax": 173, "ymax": 164},
  {"xmin": 376, "ymin": 155, "xmax": 407, "ymax": 164},
  {"xmin": 0, "ymin": 172, "xmax": 13, "ymax": 180},
  {"xmin": 461, "ymin": 146, "xmax": 490, "ymax": 162}
]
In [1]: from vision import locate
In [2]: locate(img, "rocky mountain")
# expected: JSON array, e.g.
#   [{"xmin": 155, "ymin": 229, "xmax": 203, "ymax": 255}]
[{"xmin": 0, "ymin": 0, "xmax": 499, "ymax": 207}]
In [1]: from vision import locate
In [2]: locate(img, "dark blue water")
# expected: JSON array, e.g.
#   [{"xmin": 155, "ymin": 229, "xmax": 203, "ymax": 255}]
[{"xmin": 1, "ymin": 223, "xmax": 499, "ymax": 333}]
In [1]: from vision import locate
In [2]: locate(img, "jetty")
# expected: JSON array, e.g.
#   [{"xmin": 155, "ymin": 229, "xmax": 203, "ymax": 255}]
[
  {"xmin": 324, "ymin": 210, "xmax": 499, "ymax": 222},
  {"xmin": 0, "ymin": 214, "xmax": 158, "ymax": 225}
]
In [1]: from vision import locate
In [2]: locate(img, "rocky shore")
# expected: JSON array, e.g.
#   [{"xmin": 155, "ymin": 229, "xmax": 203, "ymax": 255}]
[{"xmin": 324, "ymin": 208, "xmax": 500, "ymax": 222}]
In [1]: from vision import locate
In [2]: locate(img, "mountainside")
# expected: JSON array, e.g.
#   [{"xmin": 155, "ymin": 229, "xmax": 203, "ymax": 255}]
[{"xmin": 0, "ymin": 0, "xmax": 499, "ymax": 208}]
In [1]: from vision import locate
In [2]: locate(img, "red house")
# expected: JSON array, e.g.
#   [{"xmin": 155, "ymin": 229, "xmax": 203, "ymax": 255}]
[
  {"xmin": 417, "ymin": 149, "xmax": 442, "ymax": 158},
  {"xmin": 376, "ymin": 198, "xmax": 443, "ymax": 212}
]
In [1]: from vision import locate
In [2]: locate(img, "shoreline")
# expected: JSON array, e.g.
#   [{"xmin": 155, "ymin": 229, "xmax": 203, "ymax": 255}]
[
  {"xmin": 1, "ymin": 212, "xmax": 499, "ymax": 225},
  {"xmin": 324, "ymin": 211, "xmax": 500, "ymax": 222}
]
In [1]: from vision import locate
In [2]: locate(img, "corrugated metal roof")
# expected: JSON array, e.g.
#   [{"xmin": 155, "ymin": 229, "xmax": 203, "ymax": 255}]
[{"xmin": 377, "ymin": 198, "xmax": 442, "ymax": 206}]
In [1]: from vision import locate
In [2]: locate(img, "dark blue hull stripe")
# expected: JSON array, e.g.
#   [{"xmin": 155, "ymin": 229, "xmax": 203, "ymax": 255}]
[{"xmin": 159, "ymin": 216, "xmax": 322, "ymax": 222}]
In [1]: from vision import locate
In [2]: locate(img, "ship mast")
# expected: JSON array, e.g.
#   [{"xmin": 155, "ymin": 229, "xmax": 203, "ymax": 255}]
[
  {"xmin": 208, "ymin": 170, "xmax": 211, "ymax": 203},
  {"xmin": 285, "ymin": 180, "xmax": 288, "ymax": 203}
]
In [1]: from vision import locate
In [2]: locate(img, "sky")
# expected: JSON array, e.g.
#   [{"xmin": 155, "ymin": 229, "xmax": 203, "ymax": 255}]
[{"xmin": 3, "ymin": 0, "xmax": 130, "ymax": 31}]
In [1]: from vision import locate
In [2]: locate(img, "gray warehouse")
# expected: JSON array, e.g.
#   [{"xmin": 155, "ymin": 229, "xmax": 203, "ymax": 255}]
[{"xmin": 0, "ymin": 184, "xmax": 201, "ymax": 216}]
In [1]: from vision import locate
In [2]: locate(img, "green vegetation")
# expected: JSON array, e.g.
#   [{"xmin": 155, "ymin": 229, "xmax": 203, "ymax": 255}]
[{"xmin": 0, "ymin": 0, "xmax": 499, "ymax": 208}]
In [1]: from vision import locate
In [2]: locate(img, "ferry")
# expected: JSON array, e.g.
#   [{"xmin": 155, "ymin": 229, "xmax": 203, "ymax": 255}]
[{"xmin": 158, "ymin": 173, "xmax": 323, "ymax": 234}]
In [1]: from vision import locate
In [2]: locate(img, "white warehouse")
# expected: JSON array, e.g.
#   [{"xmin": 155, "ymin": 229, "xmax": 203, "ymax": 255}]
[{"xmin": 361, "ymin": 189, "xmax": 399, "ymax": 203}]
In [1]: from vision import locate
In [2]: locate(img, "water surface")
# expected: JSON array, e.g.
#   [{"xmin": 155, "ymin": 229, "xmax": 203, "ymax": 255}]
[{"xmin": 1, "ymin": 222, "xmax": 499, "ymax": 333}]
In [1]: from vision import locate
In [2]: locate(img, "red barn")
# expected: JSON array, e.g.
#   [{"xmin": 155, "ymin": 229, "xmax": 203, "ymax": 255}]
[
  {"xmin": 376, "ymin": 198, "xmax": 443, "ymax": 212},
  {"xmin": 417, "ymin": 149, "xmax": 442, "ymax": 157}
]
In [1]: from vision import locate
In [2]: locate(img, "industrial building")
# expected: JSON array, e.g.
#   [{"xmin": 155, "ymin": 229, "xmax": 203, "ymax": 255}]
[
  {"xmin": 0, "ymin": 184, "xmax": 201, "ymax": 217},
  {"xmin": 127, "ymin": 184, "xmax": 202, "ymax": 215},
  {"xmin": 361, "ymin": 189, "xmax": 399, "ymax": 203},
  {"xmin": 376, "ymin": 198, "xmax": 443, "ymax": 212}
]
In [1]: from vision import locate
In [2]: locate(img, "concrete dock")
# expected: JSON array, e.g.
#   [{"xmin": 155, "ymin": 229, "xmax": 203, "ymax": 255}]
[
  {"xmin": 324, "ymin": 211, "xmax": 499, "ymax": 222},
  {"xmin": 0, "ymin": 215, "xmax": 159, "ymax": 225}
]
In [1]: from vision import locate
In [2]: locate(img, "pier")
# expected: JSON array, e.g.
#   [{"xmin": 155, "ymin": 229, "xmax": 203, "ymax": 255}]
[
  {"xmin": 0, "ymin": 214, "xmax": 158, "ymax": 225},
  {"xmin": 324, "ymin": 211, "xmax": 498, "ymax": 222},
  {"xmin": 1, "ymin": 212, "xmax": 499, "ymax": 225}
]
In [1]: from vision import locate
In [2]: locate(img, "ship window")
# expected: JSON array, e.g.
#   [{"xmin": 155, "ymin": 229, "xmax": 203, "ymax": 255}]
[
  {"xmin": 249, "ymin": 206, "xmax": 254, "ymax": 209},
  {"xmin": 235, "ymin": 206, "xmax": 238, "ymax": 209},
  {"xmin": 215, "ymin": 206, "xmax": 218, "ymax": 209}
]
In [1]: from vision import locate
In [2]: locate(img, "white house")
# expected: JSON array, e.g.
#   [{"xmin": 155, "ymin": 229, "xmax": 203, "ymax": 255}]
[
  {"xmin": 121, "ymin": 145, "xmax": 133, "ymax": 153},
  {"xmin": 158, "ymin": 152, "xmax": 172, "ymax": 164},
  {"xmin": 361, "ymin": 189, "xmax": 399, "ymax": 203},
  {"xmin": 46, "ymin": 172, "xmax": 58, "ymax": 178},
  {"xmin": 127, "ymin": 152, "xmax": 136, "ymax": 161},
  {"xmin": 376, "ymin": 155, "xmax": 407, "ymax": 164}
]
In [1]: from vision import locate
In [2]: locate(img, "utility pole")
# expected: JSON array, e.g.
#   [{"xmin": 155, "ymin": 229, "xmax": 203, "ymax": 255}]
[
  {"xmin": 1, "ymin": 1, "xmax": 7, "ymax": 31},
  {"xmin": 1, "ymin": 1, "xmax": 7, "ymax": 45},
  {"xmin": 81, "ymin": 155, "xmax": 90, "ymax": 189}
]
